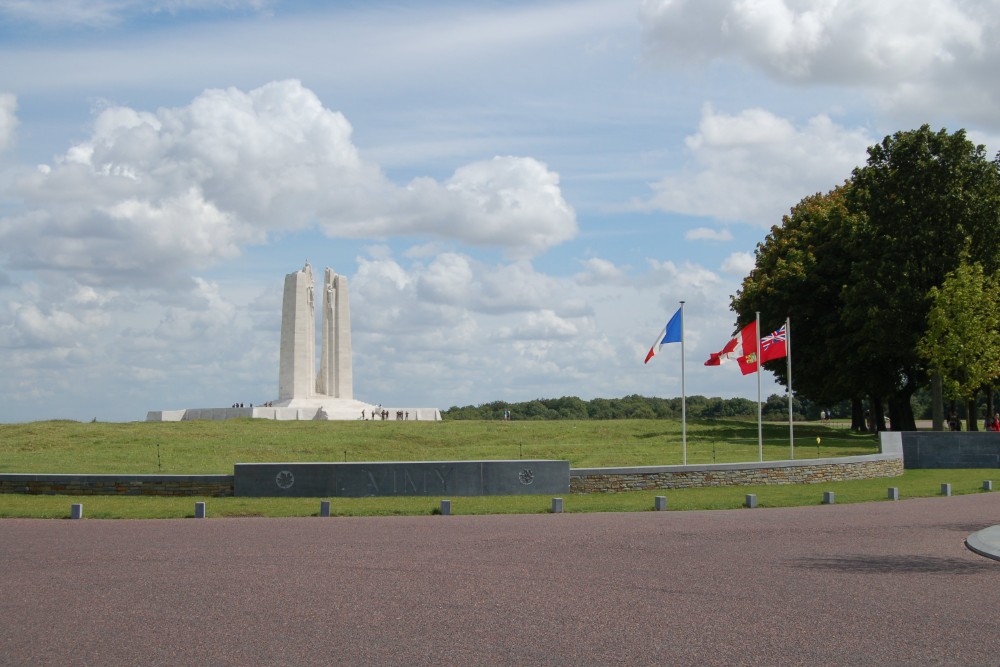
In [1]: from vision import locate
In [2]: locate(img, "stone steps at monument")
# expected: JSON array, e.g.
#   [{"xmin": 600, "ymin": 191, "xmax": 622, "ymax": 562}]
[{"xmin": 147, "ymin": 404, "xmax": 441, "ymax": 422}]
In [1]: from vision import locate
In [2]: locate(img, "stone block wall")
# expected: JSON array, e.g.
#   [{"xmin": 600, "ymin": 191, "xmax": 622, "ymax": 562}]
[
  {"xmin": 569, "ymin": 455, "xmax": 903, "ymax": 493},
  {"xmin": 0, "ymin": 474, "xmax": 234, "ymax": 497},
  {"xmin": 900, "ymin": 432, "xmax": 1000, "ymax": 468}
]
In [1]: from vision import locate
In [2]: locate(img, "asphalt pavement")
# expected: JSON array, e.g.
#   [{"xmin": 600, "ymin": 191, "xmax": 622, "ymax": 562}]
[{"xmin": 2, "ymin": 493, "xmax": 1000, "ymax": 666}]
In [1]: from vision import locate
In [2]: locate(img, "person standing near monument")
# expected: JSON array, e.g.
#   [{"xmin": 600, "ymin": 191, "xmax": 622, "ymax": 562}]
[{"xmin": 986, "ymin": 413, "xmax": 1000, "ymax": 432}]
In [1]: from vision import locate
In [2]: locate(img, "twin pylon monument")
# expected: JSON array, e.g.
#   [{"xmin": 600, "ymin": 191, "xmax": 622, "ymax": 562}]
[
  {"xmin": 147, "ymin": 262, "xmax": 441, "ymax": 422},
  {"xmin": 278, "ymin": 263, "xmax": 353, "ymax": 404}
]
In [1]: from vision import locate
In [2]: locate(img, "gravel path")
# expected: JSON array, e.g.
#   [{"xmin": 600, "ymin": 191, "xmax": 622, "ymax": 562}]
[{"xmin": 2, "ymin": 493, "xmax": 1000, "ymax": 666}]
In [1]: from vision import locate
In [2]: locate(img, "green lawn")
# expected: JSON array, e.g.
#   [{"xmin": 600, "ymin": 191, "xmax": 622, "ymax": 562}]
[
  {"xmin": 0, "ymin": 417, "xmax": 876, "ymax": 474},
  {"xmin": 0, "ymin": 470, "xmax": 994, "ymax": 519},
  {"xmin": 1, "ymin": 418, "xmax": 992, "ymax": 520}
]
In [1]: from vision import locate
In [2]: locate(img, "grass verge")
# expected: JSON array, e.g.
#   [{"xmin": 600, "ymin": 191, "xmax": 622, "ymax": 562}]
[{"xmin": 1, "ymin": 469, "xmax": 994, "ymax": 519}]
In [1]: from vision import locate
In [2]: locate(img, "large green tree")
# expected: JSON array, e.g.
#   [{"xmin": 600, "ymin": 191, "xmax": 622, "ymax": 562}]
[
  {"xmin": 844, "ymin": 126, "xmax": 1000, "ymax": 430},
  {"xmin": 917, "ymin": 259, "xmax": 1000, "ymax": 429},
  {"xmin": 732, "ymin": 184, "xmax": 870, "ymax": 428},
  {"xmin": 734, "ymin": 126, "xmax": 1000, "ymax": 431}
]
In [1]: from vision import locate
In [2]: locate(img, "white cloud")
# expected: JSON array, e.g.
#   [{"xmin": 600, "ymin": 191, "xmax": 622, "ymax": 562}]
[
  {"xmin": 153, "ymin": 278, "xmax": 238, "ymax": 342},
  {"xmin": 499, "ymin": 309, "xmax": 580, "ymax": 341},
  {"xmin": 0, "ymin": 80, "xmax": 577, "ymax": 291},
  {"xmin": 0, "ymin": 93, "xmax": 16, "ymax": 154},
  {"xmin": 646, "ymin": 258, "xmax": 722, "ymax": 295},
  {"xmin": 686, "ymin": 227, "xmax": 733, "ymax": 242},
  {"xmin": 639, "ymin": 105, "xmax": 872, "ymax": 227},
  {"xmin": 415, "ymin": 253, "xmax": 477, "ymax": 306},
  {"xmin": 575, "ymin": 257, "xmax": 628, "ymax": 286},
  {"xmin": 639, "ymin": 0, "xmax": 1000, "ymax": 128},
  {"xmin": 345, "ymin": 247, "xmax": 754, "ymax": 407},
  {"xmin": 0, "ymin": 291, "xmax": 111, "ymax": 349},
  {"xmin": 721, "ymin": 251, "xmax": 754, "ymax": 276},
  {"xmin": 351, "ymin": 156, "xmax": 577, "ymax": 259},
  {"xmin": 640, "ymin": 0, "xmax": 986, "ymax": 81}
]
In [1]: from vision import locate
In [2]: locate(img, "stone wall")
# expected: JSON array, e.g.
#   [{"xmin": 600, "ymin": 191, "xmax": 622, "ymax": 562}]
[
  {"xmin": 900, "ymin": 431, "xmax": 1000, "ymax": 468},
  {"xmin": 234, "ymin": 460, "xmax": 569, "ymax": 497},
  {"xmin": 0, "ymin": 474, "xmax": 234, "ymax": 497},
  {"xmin": 569, "ymin": 455, "xmax": 903, "ymax": 493}
]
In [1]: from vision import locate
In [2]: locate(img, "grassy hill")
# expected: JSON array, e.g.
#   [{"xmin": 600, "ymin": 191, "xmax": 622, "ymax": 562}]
[
  {"xmin": 0, "ymin": 417, "xmax": 877, "ymax": 474},
  {"xmin": 3, "ymin": 418, "xmax": 995, "ymax": 520}
]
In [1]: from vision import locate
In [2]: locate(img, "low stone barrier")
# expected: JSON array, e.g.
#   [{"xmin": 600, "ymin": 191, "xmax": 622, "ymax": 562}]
[
  {"xmin": 571, "ymin": 433, "xmax": 903, "ymax": 493},
  {"xmin": 0, "ymin": 474, "xmax": 234, "ymax": 497},
  {"xmin": 570, "ymin": 454, "xmax": 903, "ymax": 493}
]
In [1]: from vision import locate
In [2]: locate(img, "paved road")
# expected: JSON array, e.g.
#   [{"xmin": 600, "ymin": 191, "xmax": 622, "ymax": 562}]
[{"xmin": 2, "ymin": 493, "xmax": 1000, "ymax": 666}]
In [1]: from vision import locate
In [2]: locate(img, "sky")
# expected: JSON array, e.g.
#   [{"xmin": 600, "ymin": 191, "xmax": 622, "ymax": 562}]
[{"xmin": 1, "ymin": 0, "xmax": 999, "ymax": 423}]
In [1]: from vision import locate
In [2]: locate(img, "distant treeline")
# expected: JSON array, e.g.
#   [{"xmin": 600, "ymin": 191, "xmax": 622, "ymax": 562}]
[{"xmin": 442, "ymin": 394, "xmax": 813, "ymax": 421}]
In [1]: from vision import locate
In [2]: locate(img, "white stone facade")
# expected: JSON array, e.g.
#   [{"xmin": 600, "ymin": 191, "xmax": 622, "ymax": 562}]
[
  {"xmin": 278, "ymin": 262, "xmax": 316, "ymax": 401},
  {"xmin": 316, "ymin": 267, "xmax": 352, "ymax": 399}
]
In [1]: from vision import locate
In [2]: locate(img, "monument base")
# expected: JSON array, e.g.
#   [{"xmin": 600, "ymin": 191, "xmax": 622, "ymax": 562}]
[{"xmin": 146, "ymin": 397, "xmax": 441, "ymax": 422}]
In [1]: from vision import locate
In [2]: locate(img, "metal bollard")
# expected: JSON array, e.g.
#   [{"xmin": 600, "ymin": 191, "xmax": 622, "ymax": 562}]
[
  {"xmin": 70, "ymin": 503, "xmax": 83, "ymax": 520},
  {"xmin": 745, "ymin": 494, "xmax": 758, "ymax": 509},
  {"xmin": 551, "ymin": 498, "xmax": 564, "ymax": 513},
  {"xmin": 194, "ymin": 501, "xmax": 206, "ymax": 518},
  {"xmin": 888, "ymin": 487, "xmax": 900, "ymax": 500},
  {"xmin": 823, "ymin": 491, "xmax": 835, "ymax": 505},
  {"xmin": 320, "ymin": 500, "xmax": 331, "ymax": 517},
  {"xmin": 941, "ymin": 483, "xmax": 952, "ymax": 497},
  {"xmin": 654, "ymin": 496, "xmax": 667, "ymax": 511},
  {"xmin": 440, "ymin": 499, "xmax": 451, "ymax": 516}
]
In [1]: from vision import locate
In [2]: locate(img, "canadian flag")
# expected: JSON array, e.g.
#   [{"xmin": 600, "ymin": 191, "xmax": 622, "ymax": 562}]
[{"xmin": 704, "ymin": 321, "xmax": 760, "ymax": 375}]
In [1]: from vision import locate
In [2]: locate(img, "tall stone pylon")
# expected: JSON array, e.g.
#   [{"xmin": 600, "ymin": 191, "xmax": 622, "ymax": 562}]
[
  {"xmin": 278, "ymin": 262, "xmax": 316, "ymax": 401},
  {"xmin": 317, "ymin": 268, "xmax": 353, "ymax": 399}
]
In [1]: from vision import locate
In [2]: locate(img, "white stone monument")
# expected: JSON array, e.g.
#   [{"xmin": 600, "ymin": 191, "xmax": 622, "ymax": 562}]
[
  {"xmin": 146, "ymin": 263, "xmax": 441, "ymax": 422},
  {"xmin": 316, "ymin": 267, "xmax": 352, "ymax": 400},
  {"xmin": 278, "ymin": 262, "xmax": 317, "ymax": 401}
]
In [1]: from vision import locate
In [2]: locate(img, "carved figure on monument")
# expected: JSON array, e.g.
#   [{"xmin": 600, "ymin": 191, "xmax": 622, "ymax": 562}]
[{"xmin": 316, "ymin": 267, "xmax": 353, "ymax": 399}]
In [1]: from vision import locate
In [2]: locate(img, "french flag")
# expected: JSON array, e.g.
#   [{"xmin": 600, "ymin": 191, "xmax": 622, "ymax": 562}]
[{"xmin": 644, "ymin": 307, "xmax": 683, "ymax": 364}]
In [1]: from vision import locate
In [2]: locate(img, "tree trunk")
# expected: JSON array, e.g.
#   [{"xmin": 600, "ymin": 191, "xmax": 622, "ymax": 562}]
[
  {"xmin": 985, "ymin": 385, "xmax": 994, "ymax": 429},
  {"xmin": 887, "ymin": 394, "xmax": 916, "ymax": 431},
  {"xmin": 932, "ymin": 371, "xmax": 945, "ymax": 431},
  {"xmin": 851, "ymin": 397, "xmax": 866, "ymax": 432},
  {"xmin": 868, "ymin": 395, "xmax": 885, "ymax": 433},
  {"xmin": 967, "ymin": 392, "xmax": 979, "ymax": 431}
]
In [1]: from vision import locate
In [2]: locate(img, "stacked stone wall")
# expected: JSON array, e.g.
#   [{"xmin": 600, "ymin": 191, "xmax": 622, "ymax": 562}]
[
  {"xmin": 0, "ymin": 474, "xmax": 234, "ymax": 497},
  {"xmin": 570, "ymin": 456, "xmax": 903, "ymax": 494},
  {"xmin": 1, "ymin": 447, "xmax": 904, "ymax": 497}
]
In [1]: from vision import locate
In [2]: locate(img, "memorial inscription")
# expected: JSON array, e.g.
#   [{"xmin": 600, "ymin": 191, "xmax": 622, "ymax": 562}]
[
  {"xmin": 360, "ymin": 466, "xmax": 453, "ymax": 495},
  {"xmin": 234, "ymin": 461, "xmax": 569, "ymax": 498}
]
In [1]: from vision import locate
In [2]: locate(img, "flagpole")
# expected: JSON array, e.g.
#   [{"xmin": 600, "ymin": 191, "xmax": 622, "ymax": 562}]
[
  {"xmin": 756, "ymin": 311, "xmax": 762, "ymax": 462},
  {"xmin": 786, "ymin": 317, "xmax": 794, "ymax": 460},
  {"xmin": 680, "ymin": 301, "xmax": 686, "ymax": 465}
]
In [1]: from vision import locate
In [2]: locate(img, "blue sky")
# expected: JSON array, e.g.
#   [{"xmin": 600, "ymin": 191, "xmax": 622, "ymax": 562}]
[{"xmin": 1, "ymin": 0, "xmax": 998, "ymax": 422}]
